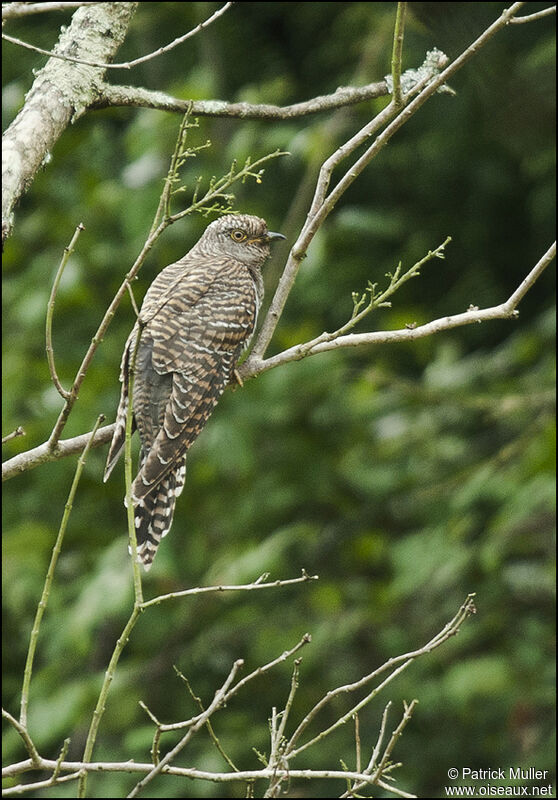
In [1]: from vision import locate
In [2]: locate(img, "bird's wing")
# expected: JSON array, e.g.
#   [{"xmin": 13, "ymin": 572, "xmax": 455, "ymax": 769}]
[
  {"xmin": 131, "ymin": 261, "xmax": 257, "ymax": 501},
  {"xmin": 103, "ymin": 326, "xmax": 138, "ymax": 481},
  {"xmin": 104, "ymin": 258, "xmax": 215, "ymax": 481}
]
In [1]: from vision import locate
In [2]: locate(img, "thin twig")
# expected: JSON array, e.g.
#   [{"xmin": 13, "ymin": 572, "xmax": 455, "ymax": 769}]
[
  {"xmin": 376, "ymin": 777, "xmax": 417, "ymax": 799},
  {"xmin": 77, "ymin": 605, "xmax": 143, "ymax": 798},
  {"xmin": 2, "ymin": 423, "xmax": 114, "ymax": 481},
  {"xmin": 354, "ymin": 712, "xmax": 361, "ymax": 775},
  {"xmin": 371, "ymin": 700, "xmax": 419, "ymax": 783},
  {"xmin": 149, "ymin": 634, "xmax": 312, "ymax": 734},
  {"xmin": 2, "ymin": 2, "xmax": 100, "ymax": 21},
  {"xmin": 173, "ymin": 668, "xmax": 239, "ymax": 772},
  {"xmin": 141, "ymin": 570, "xmax": 318, "ymax": 608},
  {"xmin": 2, "ymin": 709, "xmax": 41, "ymax": 766},
  {"xmin": 2, "ymin": 426, "xmax": 25, "ymax": 444},
  {"xmin": 126, "ymin": 283, "xmax": 140, "ymax": 317},
  {"xmin": 265, "ymin": 659, "xmax": 302, "ymax": 796},
  {"xmin": 1, "ymin": 770, "xmax": 82, "ymax": 797},
  {"xmin": 286, "ymin": 594, "xmax": 476, "ymax": 757},
  {"xmin": 19, "ymin": 413, "xmax": 105, "ymax": 729},
  {"xmin": 2, "ymin": 3, "xmax": 233, "ymax": 68},
  {"xmin": 391, "ymin": 3, "xmax": 408, "ymax": 107},
  {"xmin": 45, "ymin": 222, "xmax": 85, "ymax": 400},
  {"xmin": 292, "ymin": 237, "xmax": 451, "ymax": 361},
  {"xmin": 369, "ymin": 702, "xmax": 392, "ymax": 773},
  {"xmin": 127, "ymin": 659, "xmax": 244, "ymax": 798},
  {"xmin": 276, "ymin": 659, "xmax": 301, "ymax": 750},
  {"xmin": 509, "ymin": 5, "xmax": 555, "ymax": 23},
  {"xmin": 151, "ymin": 111, "xmax": 193, "ymax": 234}
]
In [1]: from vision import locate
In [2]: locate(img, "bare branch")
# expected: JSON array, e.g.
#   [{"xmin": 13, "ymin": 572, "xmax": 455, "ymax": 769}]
[
  {"xmin": 509, "ymin": 5, "xmax": 555, "ymax": 23},
  {"xmin": 2, "ymin": 2, "xmax": 138, "ymax": 243},
  {"xmin": 139, "ymin": 634, "xmax": 312, "ymax": 744},
  {"xmin": 225, "ymin": 634, "xmax": 311, "ymax": 707},
  {"xmin": 0, "ymin": 758, "xmax": 432, "ymax": 788},
  {"xmin": 287, "ymin": 237, "xmax": 452, "ymax": 364},
  {"xmin": 242, "ymin": 242, "xmax": 556, "ymax": 379},
  {"xmin": 2, "ymin": 3, "xmax": 233, "ymax": 69},
  {"xmin": 19, "ymin": 414, "xmax": 105, "ymax": 728},
  {"xmin": 376, "ymin": 777, "xmax": 418, "ymax": 799},
  {"xmin": 391, "ymin": 3, "xmax": 408, "ymax": 107},
  {"xmin": 45, "ymin": 222, "xmax": 86, "ymax": 400},
  {"xmin": 2, "ymin": 426, "xmax": 25, "ymax": 445},
  {"xmin": 2, "ymin": 2, "xmax": 101, "ymax": 21},
  {"xmin": 141, "ymin": 570, "xmax": 318, "ymax": 609},
  {"xmin": 1, "ymin": 709, "xmax": 41, "ymax": 767},
  {"xmin": 94, "ymin": 80, "xmax": 389, "ymax": 118},
  {"xmin": 286, "ymin": 594, "xmax": 476, "ymax": 756},
  {"xmin": 247, "ymin": 2, "xmax": 527, "ymax": 362},
  {"xmin": 172, "ymin": 668, "xmax": 240, "ymax": 772},
  {"xmin": 2, "ymin": 770, "xmax": 82, "ymax": 797},
  {"xmin": 371, "ymin": 700, "xmax": 419, "ymax": 784},
  {"xmin": 78, "ymin": 605, "xmax": 143, "ymax": 798},
  {"xmin": 2, "ymin": 423, "xmax": 114, "ymax": 481},
  {"xmin": 3, "ymin": 597, "xmax": 475, "ymax": 797},
  {"xmin": 368, "ymin": 702, "xmax": 392, "ymax": 772},
  {"xmin": 127, "ymin": 659, "xmax": 244, "ymax": 798}
]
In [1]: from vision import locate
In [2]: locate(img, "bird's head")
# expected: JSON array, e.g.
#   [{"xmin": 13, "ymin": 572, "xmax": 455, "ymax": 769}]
[{"xmin": 200, "ymin": 214, "xmax": 285, "ymax": 267}]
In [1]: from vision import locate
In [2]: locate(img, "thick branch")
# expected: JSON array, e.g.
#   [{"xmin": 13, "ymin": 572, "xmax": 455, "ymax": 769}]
[
  {"xmin": 2, "ymin": 2, "xmax": 137, "ymax": 242},
  {"xmin": 94, "ymin": 80, "xmax": 389, "ymax": 118},
  {"xmin": 1, "ymin": 758, "xmax": 416, "ymax": 787},
  {"xmin": 2, "ymin": 424, "xmax": 114, "ymax": 481}
]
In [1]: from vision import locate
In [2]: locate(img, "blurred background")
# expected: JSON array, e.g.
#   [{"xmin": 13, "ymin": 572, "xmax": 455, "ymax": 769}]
[{"xmin": 2, "ymin": 3, "xmax": 555, "ymax": 797}]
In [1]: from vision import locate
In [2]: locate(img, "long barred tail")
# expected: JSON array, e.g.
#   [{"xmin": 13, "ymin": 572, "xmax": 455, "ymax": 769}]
[{"xmin": 130, "ymin": 459, "xmax": 187, "ymax": 570}]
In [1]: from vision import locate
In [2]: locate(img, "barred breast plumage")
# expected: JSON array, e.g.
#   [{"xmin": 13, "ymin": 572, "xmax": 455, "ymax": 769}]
[{"xmin": 104, "ymin": 214, "xmax": 285, "ymax": 569}]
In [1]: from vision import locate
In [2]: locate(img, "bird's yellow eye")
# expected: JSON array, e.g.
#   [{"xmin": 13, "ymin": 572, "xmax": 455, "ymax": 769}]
[{"xmin": 230, "ymin": 229, "xmax": 247, "ymax": 242}]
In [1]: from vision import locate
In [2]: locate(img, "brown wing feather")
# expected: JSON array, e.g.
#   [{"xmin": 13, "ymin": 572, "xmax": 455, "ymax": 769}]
[{"xmin": 131, "ymin": 262, "xmax": 257, "ymax": 501}]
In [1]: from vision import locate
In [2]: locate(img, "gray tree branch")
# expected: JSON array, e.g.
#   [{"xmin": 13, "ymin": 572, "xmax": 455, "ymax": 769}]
[
  {"xmin": 2, "ymin": 2, "xmax": 137, "ymax": 242},
  {"xmin": 93, "ymin": 80, "xmax": 390, "ymax": 118},
  {"xmin": 2, "ymin": 3, "xmax": 101, "ymax": 21},
  {"xmin": 2, "ymin": 3, "xmax": 232, "ymax": 69}
]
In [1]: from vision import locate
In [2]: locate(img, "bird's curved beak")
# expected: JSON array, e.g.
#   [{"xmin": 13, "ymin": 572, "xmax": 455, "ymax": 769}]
[{"xmin": 265, "ymin": 231, "xmax": 286, "ymax": 243}]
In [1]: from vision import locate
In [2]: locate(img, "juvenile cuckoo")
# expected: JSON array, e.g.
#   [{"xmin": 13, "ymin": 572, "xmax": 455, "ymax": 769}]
[{"xmin": 104, "ymin": 214, "xmax": 284, "ymax": 569}]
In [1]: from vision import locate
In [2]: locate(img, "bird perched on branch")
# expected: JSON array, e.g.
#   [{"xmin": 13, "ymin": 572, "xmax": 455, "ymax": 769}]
[{"xmin": 104, "ymin": 214, "xmax": 285, "ymax": 570}]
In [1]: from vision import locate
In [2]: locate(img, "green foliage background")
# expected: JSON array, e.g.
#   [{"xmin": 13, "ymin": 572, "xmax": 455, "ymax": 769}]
[{"xmin": 2, "ymin": 3, "xmax": 555, "ymax": 797}]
